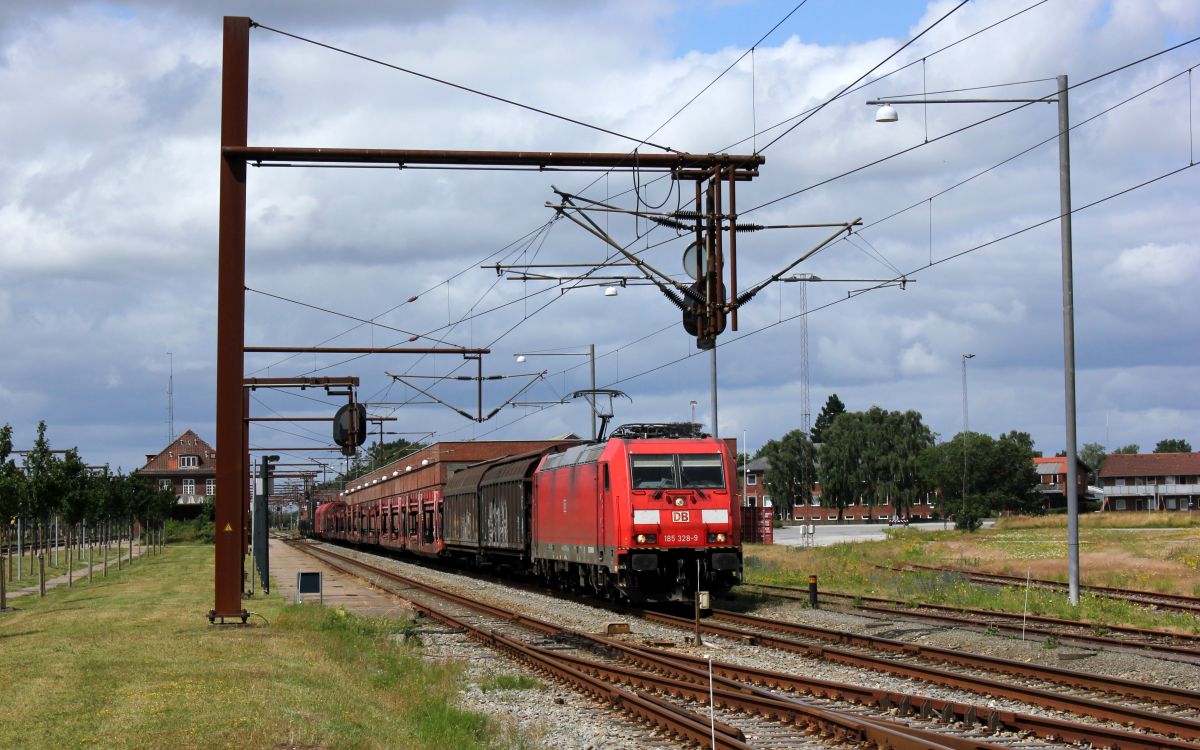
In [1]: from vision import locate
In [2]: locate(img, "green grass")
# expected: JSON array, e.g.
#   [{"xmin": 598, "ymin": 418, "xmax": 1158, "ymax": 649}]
[
  {"xmin": 0, "ymin": 544, "xmax": 529, "ymax": 750},
  {"xmin": 739, "ymin": 520, "xmax": 1200, "ymax": 634},
  {"xmin": 3, "ymin": 542, "xmax": 137, "ymax": 591}
]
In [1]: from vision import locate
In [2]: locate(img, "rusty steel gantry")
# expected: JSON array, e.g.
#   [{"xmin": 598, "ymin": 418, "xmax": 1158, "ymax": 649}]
[{"xmin": 213, "ymin": 16, "xmax": 764, "ymax": 622}]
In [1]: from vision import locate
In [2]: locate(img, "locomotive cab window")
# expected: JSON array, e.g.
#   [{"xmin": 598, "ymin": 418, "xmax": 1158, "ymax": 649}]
[
  {"xmin": 631, "ymin": 455, "xmax": 677, "ymax": 489},
  {"xmin": 679, "ymin": 454, "xmax": 724, "ymax": 488},
  {"xmin": 631, "ymin": 453, "xmax": 726, "ymax": 490}
]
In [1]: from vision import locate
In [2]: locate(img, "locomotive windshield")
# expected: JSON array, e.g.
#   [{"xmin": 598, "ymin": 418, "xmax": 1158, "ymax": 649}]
[{"xmin": 631, "ymin": 453, "xmax": 725, "ymax": 489}]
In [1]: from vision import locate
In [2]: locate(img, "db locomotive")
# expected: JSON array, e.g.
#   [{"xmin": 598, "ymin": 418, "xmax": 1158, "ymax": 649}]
[{"xmin": 312, "ymin": 424, "xmax": 742, "ymax": 603}]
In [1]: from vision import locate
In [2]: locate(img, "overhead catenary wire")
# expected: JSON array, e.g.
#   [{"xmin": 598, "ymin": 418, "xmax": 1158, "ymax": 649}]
[
  {"xmin": 250, "ymin": 0, "xmax": 1004, "ymax": 396},
  {"xmin": 598, "ymin": 161, "xmax": 1199, "ymax": 393},
  {"xmin": 745, "ymin": 34, "xmax": 1200, "ymax": 214},
  {"xmin": 250, "ymin": 21, "xmax": 679, "ymax": 154},
  {"xmin": 257, "ymin": 7, "xmax": 1192, "ymax": 451},
  {"xmin": 758, "ymin": 0, "xmax": 972, "ymax": 153}
]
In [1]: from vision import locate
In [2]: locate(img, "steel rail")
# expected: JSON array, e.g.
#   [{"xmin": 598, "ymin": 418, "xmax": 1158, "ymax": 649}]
[
  {"xmin": 705, "ymin": 607, "xmax": 1200, "ymax": 707},
  {"xmin": 642, "ymin": 609, "xmax": 1200, "ymax": 741},
  {"xmin": 547, "ymin": 636, "xmax": 1003, "ymax": 750},
  {"xmin": 286, "ymin": 541, "xmax": 751, "ymax": 749},
  {"xmin": 614, "ymin": 643, "xmax": 1200, "ymax": 750},
  {"xmin": 890, "ymin": 563, "xmax": 1200, "ymax": 615},
  {"xmin": 289, "ymin": 542, "xmax": 1008, "ymax": 749},
  {"xmin": 741, "ymin": 582, "xmax": 1200, "ymax": 659}
]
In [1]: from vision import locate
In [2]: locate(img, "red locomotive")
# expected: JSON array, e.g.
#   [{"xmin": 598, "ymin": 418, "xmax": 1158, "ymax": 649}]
[{"xmin": 312, "ymin": 424, "xmax": 742, "ymax": 603}]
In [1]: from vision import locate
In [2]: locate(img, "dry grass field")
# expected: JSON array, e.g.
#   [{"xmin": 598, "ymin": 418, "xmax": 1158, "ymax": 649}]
[{"xmin": 741, "ymin": 513, "xmax": 1200, "ymax": 633}]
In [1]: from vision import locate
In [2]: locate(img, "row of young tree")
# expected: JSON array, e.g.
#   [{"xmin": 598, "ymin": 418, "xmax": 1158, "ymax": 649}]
[
  {"xmin": 754, "ymin": 394, "xmax": 1041, "ymax": 531},
  {"xmin": 0, "ymin": 421, "xmax": 176, "ymax": 604}
]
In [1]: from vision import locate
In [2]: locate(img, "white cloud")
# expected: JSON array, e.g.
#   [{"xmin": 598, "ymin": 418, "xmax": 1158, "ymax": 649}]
[
  {"xmin": 0, "ymin": 0, "xmax": 1196, "ymax": 467},
  {"xmin": 898, "ymin": 342, "xmax": 941, "ymax": 376},
  {"xmin": 1102, "ymin": 242, "xmax": 1199, "ymax": 288}
]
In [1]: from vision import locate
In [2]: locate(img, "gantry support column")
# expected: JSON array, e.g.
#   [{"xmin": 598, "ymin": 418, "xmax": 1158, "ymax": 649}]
[{"xmin": 212, "ymin": 15, "xmax": 250, "ymax": 622}]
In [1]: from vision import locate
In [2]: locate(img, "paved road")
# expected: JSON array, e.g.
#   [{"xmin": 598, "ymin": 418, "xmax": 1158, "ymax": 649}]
[{"xmin": 771, "ymin": 520, "xmax": 976, "ymax": 547}]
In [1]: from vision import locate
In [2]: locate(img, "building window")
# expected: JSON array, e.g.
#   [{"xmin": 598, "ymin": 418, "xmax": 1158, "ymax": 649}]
[
  {"xmin": 183, "ymin": 479, "xmax": 195, "ymax": 495},
  {"xmin": 159, "ymin": 479, "xmax": 171, "ymax": 492},
  {"xmin": 747, "ymin": 474, "xmax": 757, "ymax": 486},
  {"xmin": 1115, "ymin": 498, "xmax": 1126, "ymax": 510},
  {"xmin": 206, "ymin": 479, "xmax": 216, "ymax": 496},
  {"xmin": 180, "ymin": 455, "xmax": 199, "ymax": 468}
]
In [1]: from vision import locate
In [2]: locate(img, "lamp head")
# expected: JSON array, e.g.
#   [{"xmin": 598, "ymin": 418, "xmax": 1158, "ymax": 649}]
[
  {"xmin": 515, "ymin": 354, "xmax": 526, "ymax": 363},
  {"xmin": 604, "ymin": 286, "xmax": 619, "ymax": 297},
  {"xmin": 874, "ymin": 103, "xmax": 898, "ymax": 123}
]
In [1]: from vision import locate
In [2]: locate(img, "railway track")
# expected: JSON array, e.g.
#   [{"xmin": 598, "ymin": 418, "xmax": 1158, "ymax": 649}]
[
  {"xmin": 740, "ymin": 582, "xmax": 1200, "ymax": 661},
  {"xmin": 886, "ymin": 563, "xmax": 1200, "ymax": 616},
  {"xmin": 289, "ymin": 540, "xmax": 1200, "ymax": 749},
  {"xmin": 639, "ymin": 606, "xmax": 1200, "ymax": 743}
]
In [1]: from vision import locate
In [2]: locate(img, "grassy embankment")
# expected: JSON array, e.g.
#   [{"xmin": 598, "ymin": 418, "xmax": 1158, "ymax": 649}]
[
  {"xmin": 741, "ymin": 512, "xmax": 1200, "ymax": 633},
  {"xmin": 0, "ymin": 544, "xmax": 539, "ymax": 750}
]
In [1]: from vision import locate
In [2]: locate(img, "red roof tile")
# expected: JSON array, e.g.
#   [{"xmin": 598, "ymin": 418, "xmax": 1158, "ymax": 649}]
[
  {"xmin": 137, "ymin": 429, "xmax": 217, "ymax": 475},
  {"xmin": 1098, "ymin": 452, "xmax": 1200, "ymax": 478}
]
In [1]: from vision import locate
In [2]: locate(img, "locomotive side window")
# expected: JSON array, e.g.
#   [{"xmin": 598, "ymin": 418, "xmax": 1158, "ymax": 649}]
[
  {"xmin": 679, "ymin": 454, "xmax": 724, "ymax": 488},
  {"xmin": 631, "ymin": 455, "xmax": 677, "ymax": 489}
]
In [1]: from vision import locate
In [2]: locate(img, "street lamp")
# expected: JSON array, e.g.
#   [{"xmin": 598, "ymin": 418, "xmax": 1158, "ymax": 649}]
[
  {"xmin": 689, "ymin": 400, "xmax": 698, "ymax": 425},
  {"xmin": 868, "ymin": 75, "xmax": 1081, "ymax": 605},
  {"xmin": 515, "ymin": 345, "xmax": 597, "ymax": 440}
]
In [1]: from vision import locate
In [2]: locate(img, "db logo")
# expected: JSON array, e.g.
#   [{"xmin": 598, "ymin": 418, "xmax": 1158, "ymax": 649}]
[{"xmin": 671, "ymin": 510, "xmax": 690, "ymax": 523}]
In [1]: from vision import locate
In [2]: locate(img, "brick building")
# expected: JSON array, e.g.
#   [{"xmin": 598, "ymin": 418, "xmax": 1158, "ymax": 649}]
[
  {"xmin": 135, "ymin": 430, "xmax": 216, "ymax": 516},
  {"xmin": 1099, "ymin": 452, "xmax": 1200, "ymax": 512},
  {"xmin": 1033, "ymin": 455, "xmax": 1091, "ymax": 511}
]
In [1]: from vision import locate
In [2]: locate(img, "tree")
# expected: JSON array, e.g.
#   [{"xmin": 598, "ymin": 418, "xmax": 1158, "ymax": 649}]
[
  {"xmin": 0, "ymin": 424, "xmax": 20, "ymax": 525},
  {"xmin": 22, "ymin": 421, "xmax": 64, "ymax": 594},
  {"xmin": 758, "ymin": 430, "xmax": 816, "ymax": 518},
  {"xmin": 1154, "ymin": 438, "xmax": 1192, "ymax": 453},
  {"xmin": 818, "ymin": 407, "xmax": 934, "ymax": 522},
  {"xmin": 58, "ymin": 449, "xmax": 91, "ymax": 586},
  {"xmin": 917, "ymin": 429, "xmax": 1041, "ymax": 529},
  {"xmin": 327, "ymin": 437, "xmax": 427, "ymax": 488},
  {"xmin": 0, "ymin": 424, "xmax": 23, "ymax": 597},
  {"xmin": 1078, "ymin": 443, "xmax": 1107, "ymax": 484},
  {"xmin": 809, "ymin": 394, "xmax": 846, "ymax": 445},
  {"xmin": 1112, "ymin": 444, "xmax": 1139, "ymax": 455}
]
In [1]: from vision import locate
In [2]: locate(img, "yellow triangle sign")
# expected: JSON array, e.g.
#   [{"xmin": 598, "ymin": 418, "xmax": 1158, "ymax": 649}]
[{"xmin": 223, "ymin": 523, "xmax": 233, "ymax": 532}]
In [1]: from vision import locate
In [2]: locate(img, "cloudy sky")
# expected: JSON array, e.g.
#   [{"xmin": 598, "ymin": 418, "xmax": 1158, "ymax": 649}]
[{"xmin": 1, "ymin": 0, "xmax": 1197, "ymax": 478}]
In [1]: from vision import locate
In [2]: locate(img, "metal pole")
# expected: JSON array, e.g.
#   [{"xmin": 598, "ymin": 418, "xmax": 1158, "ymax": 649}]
[
  {"xmin": 213, "ymin": 15, "xmax": 250, "ymax": 622},
  {"xmin": 962, "ymin": 354, "xmax": 973, "ymax": 517},
  {"xmin": 1058, "ymin": 74, "xmax": 1080, "ymax": 606},
  {"xmin": 589, "ymin": 344, "xmax": 597, "ymax": 441},
  {"xmin": 709, "ymin": 347, "xmax": 718, "ymax": 438}
]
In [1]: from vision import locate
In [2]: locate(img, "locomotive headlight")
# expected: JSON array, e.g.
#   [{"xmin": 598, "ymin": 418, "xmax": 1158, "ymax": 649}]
[
  {"xmin": 635, "ymin": 533, "xmax": 657, "ymax": 544},
  {"xmin": 674, "ymin": 497, "xmax": 686, "ymax": 507},
  {"xmin": 707, "ymin": 532, "xmax": 727, "ymax": 543},
  {"xmin": 636, "ymin": 534, "xmax": 647, "ymax": 544}
]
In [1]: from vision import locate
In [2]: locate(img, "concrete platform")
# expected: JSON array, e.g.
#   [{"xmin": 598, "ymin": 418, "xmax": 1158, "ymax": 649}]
[{"xmin": 268, "ymin": 537, "xmax": 413, "ymax": 619}]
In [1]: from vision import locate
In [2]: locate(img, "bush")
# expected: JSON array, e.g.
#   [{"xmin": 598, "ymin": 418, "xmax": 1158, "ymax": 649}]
[{"xmin": 166, "ymin": 517, "xmax": 215, "ymax": 544}]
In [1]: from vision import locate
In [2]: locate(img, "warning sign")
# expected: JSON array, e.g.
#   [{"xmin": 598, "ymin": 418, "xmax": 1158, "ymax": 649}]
[{"xmin": 223, "ymin": 523, "xmax": 233, "ymax": 532}]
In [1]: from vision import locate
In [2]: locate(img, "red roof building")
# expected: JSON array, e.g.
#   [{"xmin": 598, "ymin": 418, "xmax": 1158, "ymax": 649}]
[
  {"xmin": 135, "ymin": 430, "xmax": 217, "ymax": 510},
  {"xmin": 1033, "ymin": 455, "xmax": 1091, "ymax": 511},
  {"xmin": 1098, "ymin": 452, "xmax": 1200, "ymax": 512}
]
